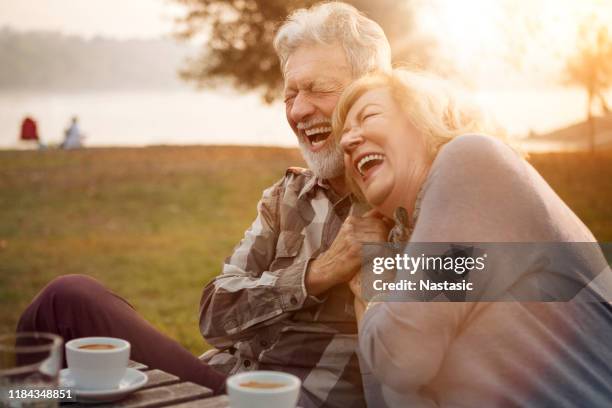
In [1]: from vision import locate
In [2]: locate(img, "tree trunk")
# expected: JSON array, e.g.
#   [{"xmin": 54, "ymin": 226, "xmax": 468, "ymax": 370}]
[{"xmin": 601, "ymin": 93, "xmax": 611, "ymax": 114}]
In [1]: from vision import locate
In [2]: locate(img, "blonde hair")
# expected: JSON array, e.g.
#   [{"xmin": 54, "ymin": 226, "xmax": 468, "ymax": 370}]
[
  {"xmin": 333, "ymin": 69, "xmax": 514, "ymax": 158},
  {"xmin": 332, "ymin": 69, "xmax": 521, "ymax": 201},
  {"xmin": 274, "ymin": 2, "xmax": 392, "ymax": 78}
]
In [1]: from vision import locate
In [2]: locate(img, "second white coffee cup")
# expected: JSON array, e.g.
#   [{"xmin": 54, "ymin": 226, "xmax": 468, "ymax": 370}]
[
  {"xmin": 65, "ymin": 337, "xmax": 130, "ymax": 390},
  {"xmin": 227, "ymin": 370, "xmax": 301, "ymax": 408}
]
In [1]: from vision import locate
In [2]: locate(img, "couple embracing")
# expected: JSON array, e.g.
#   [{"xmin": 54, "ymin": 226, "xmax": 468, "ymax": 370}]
[{"xmin": 19, "ymin": 2, "xmax": 612, "ymax": 407}]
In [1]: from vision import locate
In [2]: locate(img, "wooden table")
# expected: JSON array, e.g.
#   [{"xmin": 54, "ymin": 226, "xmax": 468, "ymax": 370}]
[{"xmin": 65, "ymin": 361, "xmax": 230, "ymax": 407}]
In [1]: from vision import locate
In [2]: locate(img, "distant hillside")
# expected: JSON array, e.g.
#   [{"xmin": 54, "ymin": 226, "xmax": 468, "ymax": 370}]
[
  {"xmin": 0, "ymin": 27, "xmax": 194, "ymax": 91},
  {"xmin": 529, "ymin": 114, "xmax": 612, "ymax": 150}
]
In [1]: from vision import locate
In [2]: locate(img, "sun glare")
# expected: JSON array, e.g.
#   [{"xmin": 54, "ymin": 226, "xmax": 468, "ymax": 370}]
[
  {"xmin": 420, "ymin": 0, "xmax": 612, "ymax": 89},
  {"xmin": 424, "ymin": 0, "xmax": 501, "ymax": 62}
]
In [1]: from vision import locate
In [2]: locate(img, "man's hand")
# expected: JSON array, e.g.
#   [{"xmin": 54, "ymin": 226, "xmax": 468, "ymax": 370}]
[
  {"xmin": 349, "ymin": 272, "xmax": 367, "ymax": 323},
  {"xmin": 305, "ymin": 210, "xmax": 391, "ymax": 296}
]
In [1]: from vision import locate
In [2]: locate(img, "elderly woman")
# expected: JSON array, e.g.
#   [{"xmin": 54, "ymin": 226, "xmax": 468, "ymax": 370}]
[{"xmin": 333, "ymin": 69, "xmax": 612, "ymax": 407}]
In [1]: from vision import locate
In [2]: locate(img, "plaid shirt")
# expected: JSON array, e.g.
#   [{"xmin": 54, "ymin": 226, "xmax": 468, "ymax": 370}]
[{"xmin": 200, "ymin": 167, "xmax": 365, "ymax": 408}]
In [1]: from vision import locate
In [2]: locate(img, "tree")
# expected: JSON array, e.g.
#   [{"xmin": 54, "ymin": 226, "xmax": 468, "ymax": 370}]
[
  {"xmin": 172, "ymin": 0, "xmax": 436, "ymax": 102},
  {"xmin": 565, "ymin": 22, "xmax": 612, "ymax": 152}
]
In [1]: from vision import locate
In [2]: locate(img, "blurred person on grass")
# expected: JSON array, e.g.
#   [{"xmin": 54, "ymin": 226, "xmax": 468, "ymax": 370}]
[{"xmin": 60, "ymin": 116, "xmax": 84, "ymax": 149}]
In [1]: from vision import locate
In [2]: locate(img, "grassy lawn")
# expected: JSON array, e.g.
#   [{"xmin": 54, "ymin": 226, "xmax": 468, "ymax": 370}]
[{"xmin": 1, "ymin": 146, "xmax": 611, "ymax": 354}]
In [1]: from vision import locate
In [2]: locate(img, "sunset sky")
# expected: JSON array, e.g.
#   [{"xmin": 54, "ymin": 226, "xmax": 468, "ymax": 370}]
[
  {"xmin": 422, "ymin": 0, "xmax": 612, "ymax": 89},
  {"xmin": 0, "ymin": 0, "xmax": 181, "ymax": 39},
  {"xmin": 1, "ymin": 0, "xmax": 611, "ymax": 89}
]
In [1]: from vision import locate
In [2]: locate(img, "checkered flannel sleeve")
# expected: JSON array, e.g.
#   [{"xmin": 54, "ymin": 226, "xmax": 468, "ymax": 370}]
[{"xmin": 199, "ymin": 176, "xmax": 313, "ymax": 348}]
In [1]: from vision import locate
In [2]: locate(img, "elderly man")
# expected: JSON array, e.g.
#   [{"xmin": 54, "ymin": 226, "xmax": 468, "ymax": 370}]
[
  {"xmin": 17, "ymin": 2, "xmax": 392, "ymax": 407},
  {"xmin": 198, "ymin": 3, "xmax": 392, "ymax": 406}
]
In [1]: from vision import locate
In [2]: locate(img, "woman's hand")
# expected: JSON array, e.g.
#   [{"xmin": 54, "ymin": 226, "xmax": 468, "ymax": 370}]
[{"xmin": 306, "ymin": 210, "xmax": 391, "ymax": 296}]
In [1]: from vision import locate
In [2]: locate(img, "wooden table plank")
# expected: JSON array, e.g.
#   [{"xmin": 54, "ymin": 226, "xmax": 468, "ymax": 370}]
[
  {"xmin": 141, "ymin": 369, "xmax": 180, "ymax": 390},
  {"xmin": 61, "ymin": 362, "xmax": 218, "ymax": 407},
  {"xmin": 100, "ymin": 382, "xmax": 214, "ymax": 408},
  {"xmin": 170, "ymin": 395, "xmax": 229, "ymax": 408}
]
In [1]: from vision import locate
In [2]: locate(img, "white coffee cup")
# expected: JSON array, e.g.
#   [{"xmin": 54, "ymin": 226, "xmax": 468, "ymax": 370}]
[
  {"xmin": 227, "ymin": 370, "xmax": 301, "ymax": 408},
  {"xmin": 65, "ymin": 337, "xmax": 130, "ymax": 390}
]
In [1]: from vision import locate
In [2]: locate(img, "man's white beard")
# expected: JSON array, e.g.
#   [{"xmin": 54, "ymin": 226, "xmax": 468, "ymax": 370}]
[{"xmin": 297, "ymin": 137, "xmax": 345, "ymax": 179}]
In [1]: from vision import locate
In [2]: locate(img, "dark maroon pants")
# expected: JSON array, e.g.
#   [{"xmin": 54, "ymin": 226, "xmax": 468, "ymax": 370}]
[{"xmin": 17, "ymin": 274, "xmax": 226, "ymax": 394}]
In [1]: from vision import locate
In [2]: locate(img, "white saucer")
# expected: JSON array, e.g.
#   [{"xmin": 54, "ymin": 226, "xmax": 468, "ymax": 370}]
[{"xmin": 59, "ymin": 367, "xmax": 148, "ymax": 403}]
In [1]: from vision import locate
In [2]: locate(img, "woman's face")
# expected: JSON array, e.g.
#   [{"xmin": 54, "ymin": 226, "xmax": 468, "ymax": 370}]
[{"xmin": 339, "ymin": 88, "xmax": 429, "ymax": 217}]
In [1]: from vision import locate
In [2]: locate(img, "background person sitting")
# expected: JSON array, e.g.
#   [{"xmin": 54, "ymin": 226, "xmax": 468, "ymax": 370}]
[
  {"xmin": 19, "ymin": 115, "xmax": 46, "ymax": 149},
  {"xmin": 61, "ymin": 116, "xmax": 84, "ymax": 149}
]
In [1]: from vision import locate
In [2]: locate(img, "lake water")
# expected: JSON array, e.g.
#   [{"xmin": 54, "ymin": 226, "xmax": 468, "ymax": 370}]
[
  {"xmin": 0, "ymin": 89, "xmax": 294, "ymax": 149},
  {"xmin": 0, "ymin": 87, "xmax": 596, "ymax": 150}
]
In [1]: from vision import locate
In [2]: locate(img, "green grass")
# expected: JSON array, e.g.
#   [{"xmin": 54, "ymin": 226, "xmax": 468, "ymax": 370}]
[
  {"xmin": 0, "ymin": 146, "xmax": 611, "ymax": 354},
  {"xmin": 528, "ymin": 152, "xmax": 612, "ymax": 241},
  {"xmin": 0, "ymin": 146, "xmax": 303, "ymax": 354}
]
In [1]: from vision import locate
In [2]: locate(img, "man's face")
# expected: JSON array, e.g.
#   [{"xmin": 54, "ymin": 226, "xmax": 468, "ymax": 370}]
[{"xmin": 283, "ymin": 43, "xmax": 353, "ymax": 179}]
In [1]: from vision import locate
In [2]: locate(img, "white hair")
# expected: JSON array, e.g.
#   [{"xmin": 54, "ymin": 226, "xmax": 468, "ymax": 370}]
[{"xmin": 273, "ymin": 2, "xmax": 392, "ymax": 78}]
